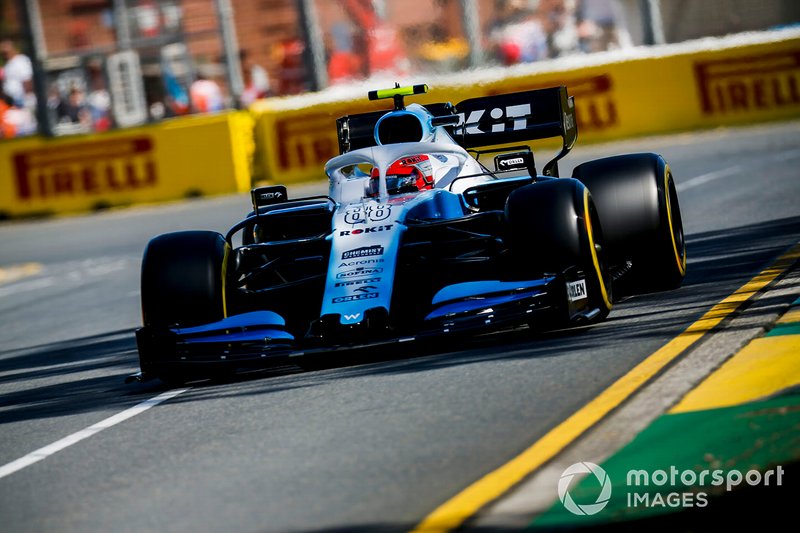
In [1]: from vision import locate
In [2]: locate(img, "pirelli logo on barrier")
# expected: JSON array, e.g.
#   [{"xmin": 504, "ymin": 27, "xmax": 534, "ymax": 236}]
[
  {"xmin": 13, "ymin": 137, "xmax": 157, "ymax": 200},
  {"xmin": 564, "ymin": 74, "xmax": 617, "ymax": 131},
  {"xmin": 695, "ymin": 51, "xmax": 800, "ymax": 116},
  {"xmin": 275, "ymin": 114, "xmax": 339, "ymax": 172}
]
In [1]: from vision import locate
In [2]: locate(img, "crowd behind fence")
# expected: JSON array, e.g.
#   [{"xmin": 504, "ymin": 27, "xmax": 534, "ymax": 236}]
[{"xmin": 1, "ymin": 0, "xmax": 797, "ymax": 140}]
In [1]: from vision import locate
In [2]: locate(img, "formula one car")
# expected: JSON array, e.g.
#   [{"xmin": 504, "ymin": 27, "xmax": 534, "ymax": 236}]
[{"xmin": 135, "ymin": 84, "xmax": 685, "ymax": 383}]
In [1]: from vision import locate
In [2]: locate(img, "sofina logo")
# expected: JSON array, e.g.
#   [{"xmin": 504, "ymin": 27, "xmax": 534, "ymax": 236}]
[{"xmin": 558, "ymin": 462, "xmax": 612, "ymax": 516}]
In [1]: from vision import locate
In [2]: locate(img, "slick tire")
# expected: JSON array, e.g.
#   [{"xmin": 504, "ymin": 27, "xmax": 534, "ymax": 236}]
[
  {"xmin": 572, "ymin": 153, "xmax": 686, "ymax": 293},
  {"xmin": 505, "ymin": 178, "xmax": 613, "ymax": 325},
  {"xmin": 139, "ymin": 231, "xmax": 229, "ymax": 382}
]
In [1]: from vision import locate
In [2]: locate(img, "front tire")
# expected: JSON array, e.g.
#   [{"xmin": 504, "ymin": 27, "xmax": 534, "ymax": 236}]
[
  {"xmin": 572, "ymin": 153, "xmax": 686, "ymax": 293},
  {"xmin": 139, "ymin": 230, "xmax": 229, "ymax": 381},
  {"xmin": 505, "ymin": 178, "xmax": 613, "ymax": 326}
]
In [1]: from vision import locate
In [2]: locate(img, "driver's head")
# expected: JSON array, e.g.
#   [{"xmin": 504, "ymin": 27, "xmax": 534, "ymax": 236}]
[{"xmin": 368, "ymin": 155, "xmax": 434, "ymax": 197}]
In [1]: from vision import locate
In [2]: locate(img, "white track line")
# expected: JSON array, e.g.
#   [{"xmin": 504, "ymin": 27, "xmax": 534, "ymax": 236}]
[
  {"xmin": 677, "ymin": 165, "xmax": 742, "ymax": 192},
  {"xmin": 0, "ymin": 387, "xmax": 190, "ymax": 480},
  {"xmin": 677, "ymin": 148, "xmax": 800, "ymax": 192}
]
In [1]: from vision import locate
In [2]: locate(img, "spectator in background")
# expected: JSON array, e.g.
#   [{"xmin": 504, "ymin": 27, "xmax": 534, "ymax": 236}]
[
  {"xmin": 576, "ymin": 0, "xmax": 631, "ymax": 52},
  {"xmin": 239, "ymin": 49, "xmax": 270, "ymax": 105},
  {"xmin": 190, "ymin": 73, "xmax": 224, "ymax": 113},
  {"xmin": 86, "ymin": 60, "xmax": 111, "ymax": 131},
  {"xmin": 0, "ymin": 40, "xmax": 33, "ymax": 108},
  {"xmin": 46, "ymin": 84, "xmax": 63, "ymax": 125},
  {"xmin": 0, "ymin": 92, "xmax": 18, "ymax": 138},
  {"xmin": 327, "ymin": 21, "xmax": 362, "ymax": 85},
  {"xmin": 57, "ymin": 85, "xmax": 91, "ymax": 126},
  {"xmin": 540, "ymin": 0, "xmax": 581, "ymax": 57},
  {"xmin": 275, "ymin": 39, "xmax": 308, "ymax": 95},
  {"xmin": 488, "ymin": 0, "xmax": 549, "ymax": 65},
  {"xmin": 1, "ymin": 91, "xmax": 36, "ymax": 137}
]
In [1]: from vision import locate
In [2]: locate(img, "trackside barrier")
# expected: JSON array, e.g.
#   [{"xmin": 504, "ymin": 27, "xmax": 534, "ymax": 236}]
[
  {"xmin": 0, "ymin": 111, "xmax": 254, "ymax": 218},
  {"xmin": 251, "ymin": 28, "xmax": 800, "ymax": 185}
]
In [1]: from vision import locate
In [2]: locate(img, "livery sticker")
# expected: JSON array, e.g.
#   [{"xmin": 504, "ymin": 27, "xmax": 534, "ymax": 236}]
[
  {"xmin": 344, "ymin": 209, "xmax": 366, "ymax": 225},
  {"xmin": 344, "ymin": 204, "xmax": 392, "ymax": 225},
  {"xmin": 366, "ymin": 204, "xmax": 391, "ymax": 221},
  {"xmin": 342, "ymin": 245, "xmax": 384, "ymax": 260},
  {"xmin": 567, "ymin": 279, "xmax": 587, "ymax": 302},
  {"xmin": 336, "ymin": 267, "xmax": 383, "ymax": 279},
  {"xmin": 353, "ymin": 285, "xmax": 377, "ymax": 293},
  {"xmin": 340, "ymin": 224, "xmax": 393, "ymax": 236},
  {"xmin": 332, "ymin": 293, "xmax": 380, "ymax": 304},
  {"xmin": 335, "ymin": 277, "xmax": 381, "ymax": 287},
  {"xmin": 339, "ymin": 259, "xmax": 383, "ymax": 268}
]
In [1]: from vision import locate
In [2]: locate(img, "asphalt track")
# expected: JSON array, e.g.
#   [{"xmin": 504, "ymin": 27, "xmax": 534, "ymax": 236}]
[{"xmin": 0, "ymin": 120, "xmax": 798, "ymax": 532}]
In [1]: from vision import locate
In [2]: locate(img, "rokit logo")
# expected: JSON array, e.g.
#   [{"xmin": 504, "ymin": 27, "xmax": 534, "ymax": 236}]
[
  {"xmin": 340, "ymin": 224, "xmax": 393, "ymax": 236},
  {"xmin": 336, "ymin": 267, "xmax": 383, "ymax": 279},
  {"xmin": 490, "ymin": 75, "xmax": 618, "ymax": 131},
  {"xmin": 342, "ymin": 245, "xmax": 384, "ymax": 260},
  {"xmin": 455, "ymin": 103, "xmax": 531, "ymax": 135}
]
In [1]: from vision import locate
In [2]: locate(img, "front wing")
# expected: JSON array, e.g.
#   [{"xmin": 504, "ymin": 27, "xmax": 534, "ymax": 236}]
[{"xmin": 135, "ymin": 275, "xmax": 593, "ymax": 376}]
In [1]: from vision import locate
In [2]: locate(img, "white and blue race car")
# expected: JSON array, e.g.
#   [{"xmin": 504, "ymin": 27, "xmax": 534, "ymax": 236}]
[{"xmin": 135, "ymin": 84, "xmax": 685, "ymax": 383}]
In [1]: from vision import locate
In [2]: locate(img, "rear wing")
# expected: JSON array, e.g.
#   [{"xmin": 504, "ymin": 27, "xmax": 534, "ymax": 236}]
[
  {"xmin": 336, "ymin": 86, "xmax": 577, "ymax": 176},
  {"xmin": 453, "ymin": 86, "xmax": 577, "ymax": 176},
  {"xmin": 336, "ymin": 103, "xmax": 455, "ymax": 154}
]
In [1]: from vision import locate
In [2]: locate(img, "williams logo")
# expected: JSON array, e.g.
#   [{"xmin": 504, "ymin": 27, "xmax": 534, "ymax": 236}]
[
  {"xmin": 332, "ymin": 293, "xmax": 379, "ymax": 304},
  {"xmin": 342, "ymin": 245, "xmax": 384, "ymax": 260},
  {"xmin": 353, "ymin": 285, "xmax": 377, "ymax": 293}
]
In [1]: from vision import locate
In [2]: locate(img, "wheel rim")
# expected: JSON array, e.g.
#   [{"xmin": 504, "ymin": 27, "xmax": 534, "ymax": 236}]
[
  {"xmin": 583, "ymin": 188, "xmax": 612, "ymax": 310},
  {"xmin": 664, "ymin": 165, "xmax": 686, "ymax": 276}
]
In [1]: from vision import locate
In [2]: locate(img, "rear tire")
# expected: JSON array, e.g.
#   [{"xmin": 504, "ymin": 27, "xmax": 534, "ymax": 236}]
[
  {"xmin": 505, "ymin": 178, "xmax": 613, "ymax": 326},
  {"xmin": 139, "ymin": 231, "xmax": 229, "ymax": 381},
  {"xmin": 572, "ymin": 153, "xmax": 686, "ymax": 293}
]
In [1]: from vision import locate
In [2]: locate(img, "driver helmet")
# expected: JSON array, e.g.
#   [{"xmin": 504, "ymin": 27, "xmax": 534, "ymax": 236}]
[{"xmin": 367, "ymin": 155, "xmax": 434, "ymax": 197}]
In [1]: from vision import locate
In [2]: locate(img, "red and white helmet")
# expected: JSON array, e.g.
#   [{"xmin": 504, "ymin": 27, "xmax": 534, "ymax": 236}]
[{"xmin": 367, "ymin": 155, "xmax": 434, "ymax": 197}]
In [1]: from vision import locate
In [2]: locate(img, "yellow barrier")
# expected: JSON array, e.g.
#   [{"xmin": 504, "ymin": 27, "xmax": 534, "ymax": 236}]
[
  {"xmin": 253, "ymin": 30, "xmax": 800, "ymax": 184},
  {"xmin": 0, "ymin": 111, "xmax": 254, "ymax": 217}
]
